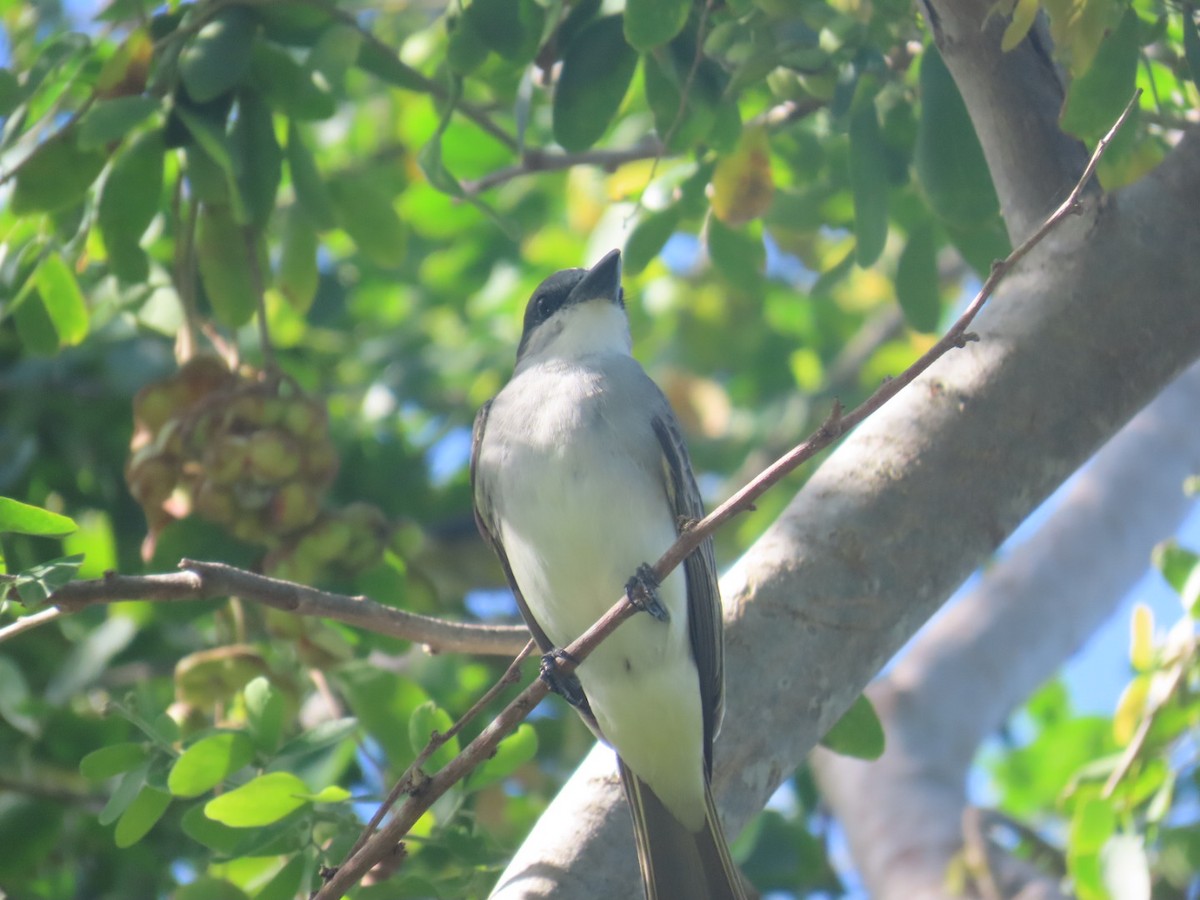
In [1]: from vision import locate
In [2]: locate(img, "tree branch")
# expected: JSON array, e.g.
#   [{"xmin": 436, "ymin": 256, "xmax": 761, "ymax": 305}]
[
  {"xmin": 811, "ymin": 357, "xmax": 1200, "ymax": 899},
  {"xmin": 461, "ymin": 142, "xmax": 666, "ymax": 196},
  {"xmin": 27, "ymin": 561, "xmax": 529, "ymax": 657}
]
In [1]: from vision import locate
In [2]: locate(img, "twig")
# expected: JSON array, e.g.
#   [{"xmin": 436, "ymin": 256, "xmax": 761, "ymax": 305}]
[
  {"xmin": 27, "ymin": 561, "xmax": 528, "ymax": 656},
  {"xmin": 0, "ymin": 606, "xmax": 64, "ymax": 643},
  {"xmin": 462, "ymin": 141, "xmax": 665, "ymax": 196},
  {"xmin": 342, "ymin": 640, "xmax": 536, "ymax": 863},
  {"xmin": 312, "ymin": 89, "xmax": 1141, "ymax": 900}
]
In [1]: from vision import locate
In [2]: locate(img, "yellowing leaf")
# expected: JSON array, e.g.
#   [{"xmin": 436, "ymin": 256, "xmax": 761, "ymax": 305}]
[
  {"xmin": 97, "ymin": 28, "xmax": 153, "ymax": 98},
  {"xmin": 1060, "ymin": 7, "xmax": 1140, "ymax": 141},
  {"xmin": 1129, "ymin": 602, "xmax": 1154, "ymax": 671},
  {"xmin": 1112, "ymin": 675, "xmax": 1148, "ymax": 746},
  {"xmin": 1045, "ymin": 0, "xmax": 1122, "ymax": 77},
  {"xmin": 1002, "ymin": 0, "xmax": 1041, "ymax": 51},
  {"xmin": 710, "ymin": 126, "xmax": 774, "ymax": 226}
]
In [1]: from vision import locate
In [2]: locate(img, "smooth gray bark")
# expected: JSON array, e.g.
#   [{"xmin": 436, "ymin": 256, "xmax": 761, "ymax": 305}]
[{"xmin": 812, "ymin": 360, "xmax": 1200, "ymax": 900}]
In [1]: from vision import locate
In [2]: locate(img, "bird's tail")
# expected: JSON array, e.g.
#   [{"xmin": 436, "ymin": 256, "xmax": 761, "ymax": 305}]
[{"xmin": 619, "ymin": 759, "xmax": 748, "ymax": 900}]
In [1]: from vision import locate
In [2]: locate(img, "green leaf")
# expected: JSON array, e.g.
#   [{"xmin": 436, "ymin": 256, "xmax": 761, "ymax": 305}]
[
  {"xmin": 174, "ymin": 877, "xmax": 250, "ymax": 900},
  {"xmin": 468, "ymin": 0, "xmax": 545, "ymax": 64},
  {"xmin": 34, "ymin": 253, "xmax": 89, "ymax": 346},
  {"xmin": 277, "ymin": 204, "xmax": 319, "ymax": 314},
  {"xmin": 0, "ymin": 497, "xmax": 77, "ymax": 536},
  {"xmin": 0, "ymin": 655, "xmax": 38, "ymax": 736},
  {"xmin": 181, "ymin": 801, "xmax": 243, "ymax": 854},
  {"xmin": 80, "ymin": 742, "xmax": 150, "ymax": 780},
  {"xmin": 271, "ymin": 717, "xmax": 358, "ymax": 767},
  {"xmin": 625, "ymin": 0, "xmax": 689, "ymax": 50},
  {"xmin": 244, "ymin": 675, "xmax": 287, "ymax": 754},
  {"xmin": 98, "ymin": 128, "xmax": 165, "ymax": 283},
  {"xmin": 179, "ymin": 6, "xmax": 259, "ymax": 103},
  {"xmin": 553, "ymin": 15, "xmax": 638, "ymax": 152},
  {"xmin": 114, "ymin": 785, "xmax": 171, "ymax": 847},
  {"xmin": 1184, "ymin": 7, "xmax": 1200, "ymax": 89},
  {"xmin": 204, "ymin": 772, "xmax": 310, "ymax": 827},
  {"xmin": 255, "ymin": 855, "xmax": 306, "ymax": 900},
  {"xmin": 446, "ymin": 10, "xmax": 489, "ymax": 75},
  {"xmin": 77, "ymin": 96, "xmax": 161, "ymax": 149},
  {"xmin": 848, "ymin": 80, "xmax": 888, "ymax": 267},
  {"xmin": 0, "ymin": 68, "xmax": 19, "ymax": 117},
  {"xmin": 1152, "ymin": 540, "xmax": 1200, "ymax": 615},
  {"xmin": 625, "ymin": 206, "xmax": 682, "ymax": 275},
  {"xmin": 1060, "ymin": 8, "xmax": 1140, "ymax": 141},
  {"xmin": 3, "ymin": 554, "xmax": 85, "ymax": 607},
  {"xmin": 305, "ymin": 785, "xmax": 351, "ymax": 803},
  {"xmin": 355, "ymin": 41, "xmax": 427, "ymax": 91},
  {"xmin": 287, "ymin": 123, "xmax": 336, "ymax": 230},
  {"xmin": 706, "ymin": 214, "xmax": 765, "ymax": 287},
  {"xmin": 250, "ymin": 41, "xmax": 335, "ymax": 121},
  {"xmin": 328, "ymin": 171, "xmax": 407, "ymax": 268},
  {"xmin": 231, "ymin": 88, "xmax": 282, "ymax": 228},
  {"xmin": 168, "ymin": 731, "xmax": 256, "ymax": 798},
  {"xmin": 648, "ymin": 38, "xmax": 720, "ymax": 151},
  {"xmin": 99, "ymin": 763, "xmax": 151, "ymax": 826},
  {"xmin": 196, "ymin": 203, "xmax": 259, "ymax": 328},
  {"xmin": 466, "ymin": 723, "xmax": 537, "ymax": 792},
  {"xmin": 13, "ymin": 292, "xmax": 60, "ymax": 356},
  {"xmin": 915, "ymin": 46, "xmax": 1000, "ymax": 230},
  {"xmin": 11, "ymin": 134, "xmax": 107, "ymax": 215},
  {"xmin": 408, "ymin": 700, "xmax": 459, "ymax": 771},
  {"xmin": 895, "ymin": 223, "xmax": 940, "ymax": 332},
  {"xmin": 1071, "ymin": 796, "xmax": 1117, "ymax": 855},
  {"xmin": 307, "ymin": 23, "xmax": 363, "ymax": 94},
  {"xmin": 944, "ymin": 218, "xmax": 1010, "ymax": 277},
  {"xmin": 819, "ymin": 693, "xmax": 885, "ymax": 760},
  {"xmin": 176, "ymin": 104, "xmax": 247, "ymax": 223}
]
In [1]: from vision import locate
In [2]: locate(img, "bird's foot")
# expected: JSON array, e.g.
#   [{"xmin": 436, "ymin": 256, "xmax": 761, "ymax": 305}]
[
  {"xmin": 539, "ymin": 650, "xmax": 588, "ymax": 709},
  {"xmin": 625, "ymin": 563, "xmax": 669, "ymax": 622}
]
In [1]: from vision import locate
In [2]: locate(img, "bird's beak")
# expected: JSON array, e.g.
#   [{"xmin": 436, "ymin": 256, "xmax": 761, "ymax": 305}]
[{"xmin": 566, "ymin": 249, "xmax": 623, "ymax": 308}]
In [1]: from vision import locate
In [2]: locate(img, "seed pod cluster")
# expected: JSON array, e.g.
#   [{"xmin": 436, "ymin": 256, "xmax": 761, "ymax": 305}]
[{"xmin": 127, "ymin": 356, "xmax": 342, "ymax": 557}]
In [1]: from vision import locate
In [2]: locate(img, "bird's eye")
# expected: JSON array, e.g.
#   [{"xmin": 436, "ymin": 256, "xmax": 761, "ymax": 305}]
[{"xmin": 534, "ymin": 294, "xmax": 552, "ymax": 320}]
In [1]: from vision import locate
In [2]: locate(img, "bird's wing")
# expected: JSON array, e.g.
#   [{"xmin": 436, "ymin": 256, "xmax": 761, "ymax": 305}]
[
  {"xmin": 651, "ymin": 412, "xmax": 724, "ymax": 777},
  {"xmin": 470, "ymin": 398, "xmax": 556, "ymax": 654}
]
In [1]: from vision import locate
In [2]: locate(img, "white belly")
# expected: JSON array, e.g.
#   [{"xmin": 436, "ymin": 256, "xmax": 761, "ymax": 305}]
[{"xmin": 485, "ymin": 368, "xmax": 707, "ymax": 828}]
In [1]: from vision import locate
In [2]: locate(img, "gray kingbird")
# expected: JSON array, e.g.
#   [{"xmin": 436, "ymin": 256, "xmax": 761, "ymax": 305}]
[{"xmin": 471, "ymin": 249, "xmax": 745, "ymax": 899}]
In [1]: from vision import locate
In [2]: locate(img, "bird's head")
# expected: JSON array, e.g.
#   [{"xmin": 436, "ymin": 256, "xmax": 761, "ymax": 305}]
[{"xmin": 515, "ymin": 249, "xmax": 630, "ymax": 366}]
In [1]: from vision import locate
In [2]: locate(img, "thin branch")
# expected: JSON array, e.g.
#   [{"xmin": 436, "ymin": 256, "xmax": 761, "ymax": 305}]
[
  {"xmin": 0, "ymin": 606, "xmax": 64, "ymax": 643},
  {"xmin": 312, "ymin": 90, "xmax": 1140, "ymax": 899},
  {"xmin": 462, "ymin": 141, "xmax": 665, "ymax": 196},
  {"xmin": 30, "ymin": 561, "xmax": 528, "ymax": 656},
  {"xmin": 343, "ymin": 640, "xmax": 536, "ymax": 863},
  {"xmin": 459, "ymin": 97, "xmax": 824, "ymax": 198}
]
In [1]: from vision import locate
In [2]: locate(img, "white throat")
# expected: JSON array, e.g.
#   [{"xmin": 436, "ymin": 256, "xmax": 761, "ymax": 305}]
[{"xmin": 517, "ymin": 300, "xmax": 632, "ymax": 370}]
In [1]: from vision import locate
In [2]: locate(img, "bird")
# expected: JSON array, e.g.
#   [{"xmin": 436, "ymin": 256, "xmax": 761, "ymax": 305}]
[{"xmin": 471, "ymin": 249, "xmax": 745, "ymax": 899}]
